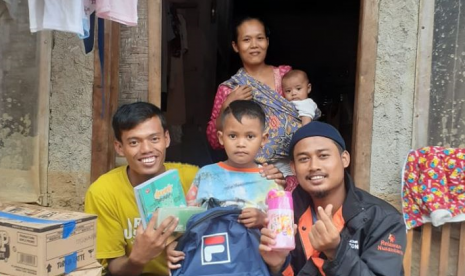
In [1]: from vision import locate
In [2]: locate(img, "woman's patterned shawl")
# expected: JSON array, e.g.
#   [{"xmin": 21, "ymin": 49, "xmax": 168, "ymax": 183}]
[{"xmin": 222, "ymin": 68, "xmax": 302, "ymax": 163}]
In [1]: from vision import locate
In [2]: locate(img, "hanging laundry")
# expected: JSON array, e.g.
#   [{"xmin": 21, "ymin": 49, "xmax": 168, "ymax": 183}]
[
  {"xmin": 177, "ymin": 14, "xmax": 188, "ymax": 54},
  {"xmin": 79, "ymin": 0, "xmax": 96, "ymax": 39},
  {"xmin": 402, "ymin": 146, "xmax": 465, "ymax": 230},
  {"xmin": 161, "ymin": 3, "xmax": 176, "ymax": 94},
  {"xmin": 168, "ymin": 6, "xmax": 182, "ymax": 58},
  {"xmin": 82, "ymin": 12, "xmax": 96, "ymax": 54},
  {"xmin": 166, "ymin": 55, "xmax": 186, "ymax": 125},
  {"xmin": 28, "ymin": 0, "xmax": 85, "ymax": 36},
  {"xmin": 96, "ymin": 0, "xmax": 138, "ymax": 26},
  {"xmin": 2, "ymin": 0, "xmax": 19, "ymax": 20}
]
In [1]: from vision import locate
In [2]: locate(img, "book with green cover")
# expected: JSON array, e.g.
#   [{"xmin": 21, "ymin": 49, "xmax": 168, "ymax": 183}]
[{"xmin": 134, "ymin": 169, "xmax": 186, "ymax": 229}]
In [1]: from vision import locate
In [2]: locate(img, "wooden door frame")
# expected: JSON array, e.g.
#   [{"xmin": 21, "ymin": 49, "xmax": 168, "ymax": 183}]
[
  {"xmin": 90, "ymin": 20, "xmax": 121, "ymax": 183},
  {"xmin": 351, "ymin": 0, "xmax": 380, "ymax": 191},
  {"xmin": 37, "ymin": 31, "xmax": 52, "ymax": 205},
  {"xmin": 90, "ymin": 1, "xmax": 160, "ymax": 182},
  {"xmin": 147, "ymin": 0, "xmax": 162, "ymax": 107}
]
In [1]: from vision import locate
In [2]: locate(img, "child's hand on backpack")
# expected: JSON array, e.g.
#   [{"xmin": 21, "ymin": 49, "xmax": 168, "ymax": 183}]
[
  {"xmin": 166, "ymin": 241, "xmax": 185, "ymax": 269},
  {"xmin": 238, "ymin": 208, "xmax": 266, "ymax": 228}
]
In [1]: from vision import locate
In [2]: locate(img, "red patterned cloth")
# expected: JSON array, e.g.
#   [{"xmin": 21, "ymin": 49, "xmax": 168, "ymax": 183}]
[
  {"xmin": 402, "ymin": 146, "xmax": 465, "ymax": 229},
  {"xmin": 285, "ymin": 175, "xmax": 299, "ymax": 192}
]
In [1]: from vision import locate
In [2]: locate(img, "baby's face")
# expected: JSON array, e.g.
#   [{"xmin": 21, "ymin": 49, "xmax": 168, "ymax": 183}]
[{"xmin": 282, "ymin": 75, "xmax": 311, "ymax": 101}]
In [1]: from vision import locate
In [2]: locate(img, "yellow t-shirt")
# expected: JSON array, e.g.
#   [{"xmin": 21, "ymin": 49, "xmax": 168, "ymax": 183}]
[{"xmin": 84, "ymin": 162, "xmax": 199, "ymax": 276}]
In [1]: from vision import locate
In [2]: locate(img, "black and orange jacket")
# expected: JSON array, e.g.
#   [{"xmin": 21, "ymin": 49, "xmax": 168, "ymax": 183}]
[{"xmin": 287, "ymin": 173, "xmax": 406, "ymax": 276}]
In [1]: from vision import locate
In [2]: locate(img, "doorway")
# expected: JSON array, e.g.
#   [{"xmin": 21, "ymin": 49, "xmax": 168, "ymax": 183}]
[{"xmin": 164, "ymin": 0, "xmax": 361, "ymax": 168}]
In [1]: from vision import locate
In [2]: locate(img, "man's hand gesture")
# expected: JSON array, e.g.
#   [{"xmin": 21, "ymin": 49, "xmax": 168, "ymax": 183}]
[{"xmin": 308, "ymin": 204, "xmax": 341, "ymax": 260}]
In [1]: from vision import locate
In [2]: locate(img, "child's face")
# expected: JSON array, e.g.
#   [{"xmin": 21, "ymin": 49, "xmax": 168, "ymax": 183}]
[
  {"xmin": 218, "ymin": 115, "xmax": 267, "ymax": 169},
  {"xmin": 283, "ymin": 74, "xmax": 311, "ymax": 101}
]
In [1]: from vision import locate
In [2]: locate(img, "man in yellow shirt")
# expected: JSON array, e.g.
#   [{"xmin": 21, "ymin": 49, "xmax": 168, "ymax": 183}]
[
  {"xmin": 85, "ymin": 102, "xmax": 199, "ymax": 276},
  {"xmin": 85, "ymin": 101, "xmax": 285, "ymax": 276}
]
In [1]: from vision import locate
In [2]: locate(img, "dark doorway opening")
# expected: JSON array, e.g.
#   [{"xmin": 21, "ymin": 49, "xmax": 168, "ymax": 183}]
[{"xmin": 165, "ymin": 0, "xmax": 360, "ymax": 166}]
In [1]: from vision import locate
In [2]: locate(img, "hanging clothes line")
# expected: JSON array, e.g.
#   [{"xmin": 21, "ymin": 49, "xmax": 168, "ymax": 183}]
[{"xmin": 27, "ymin": 0, "xmax": 138, "ymax": 36}]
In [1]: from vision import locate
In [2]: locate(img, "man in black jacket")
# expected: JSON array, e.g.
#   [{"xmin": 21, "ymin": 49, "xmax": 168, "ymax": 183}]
[{"xmin": 259, "ymin": 121, "xmax": 406, "ymax": 276}]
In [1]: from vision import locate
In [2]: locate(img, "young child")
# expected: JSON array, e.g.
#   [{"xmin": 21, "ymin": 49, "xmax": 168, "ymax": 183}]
[
  {"xmin": 282, "ymin": 69, "xmax": 318, "ymax": 126},
  {"xmin": 167, "ymin": 100, "xmax": 282, "ymax": 268},
  {"xmin": 278, "ymin": 69, "xmax": 320, "ymax": 192}
]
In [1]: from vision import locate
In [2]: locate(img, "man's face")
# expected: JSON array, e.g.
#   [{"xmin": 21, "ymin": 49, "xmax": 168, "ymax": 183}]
[
  {"xmin": 114, "ymin": 116, "xmax": 170, "ymax": 186},
  {"xmin": 290, "ymin": 136, "xmax": 349, "ymax": 199}
]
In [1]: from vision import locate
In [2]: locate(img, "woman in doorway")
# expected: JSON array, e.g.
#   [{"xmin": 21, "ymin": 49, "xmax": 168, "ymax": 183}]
[{"xmin": 206, "ymin": 16, "xmax": 302, "ymax": 191}]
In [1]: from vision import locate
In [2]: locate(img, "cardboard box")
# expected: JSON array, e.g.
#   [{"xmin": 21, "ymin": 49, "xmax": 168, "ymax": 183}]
[
  {"xmin": 0, "ymin": 203, "xmax": 97, "ymax": 276},
  {"xmin": 66, "ymin": 261, "xmax": 102, "ymax": 276},
  {"xmin": 0, "ymin": 261, "xmax": 103, "ymax": 276}
]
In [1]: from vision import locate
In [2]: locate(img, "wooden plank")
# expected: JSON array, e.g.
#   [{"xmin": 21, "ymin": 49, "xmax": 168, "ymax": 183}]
[
  {"xmin": 403, "ymin": 229, "xmax": 414, "ymax": 276},
  {"xmin": 147, "ymin": 0, "xmax": 162, "ymax": 107},
  {"xmin": 458, "ymin": 222, "xmax": 465, "ymax": 276},
  {"xmin": 351, "ymin": 0, "xmax": 380, "ymax": 191},
  {"xmin": 412, "ymin": 0, "xmax": 436, "ymax": 148},
  {"xmin": 91, "ymin": 20, "xmax": 113, "ymax": 183},
  {"xmin": 107, "ymin": 21, "xmax": 121, "ymax": 170},
  {"xmin": 438, "ymin": 223, "xmax": 451, "ymax": 276},
  {"xmin": 419, "ymin": 224, "xmax": 432, "ymax": 276},
  {"xmin": 102, "ymin": 19, "xmax": 113, "ymax": 173},
  {"xmin": 37, "ymin": 31, "xmax": 52, "ymax": 206},
  {"xmin": 91, "ymin": 19, "xmax": 103, "ymax": 183}
]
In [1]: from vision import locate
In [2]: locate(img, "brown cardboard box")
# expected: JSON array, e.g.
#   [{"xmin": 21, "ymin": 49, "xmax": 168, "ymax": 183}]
[
  {"xmin": 0, "ymin": 203, "xmax": 97, "ymax": 276},
  {"xmin": 0, "ymin": 261, "xmax": 103, "ymax": 276},
  {"xmin": 66, "ymin": 262, "xmax": 102, "ymax": 276}
]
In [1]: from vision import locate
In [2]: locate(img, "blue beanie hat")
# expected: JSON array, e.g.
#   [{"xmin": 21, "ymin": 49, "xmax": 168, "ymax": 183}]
[{"xmin": 288, "ymin": 121, "xmax": 346, "ymax": 156}]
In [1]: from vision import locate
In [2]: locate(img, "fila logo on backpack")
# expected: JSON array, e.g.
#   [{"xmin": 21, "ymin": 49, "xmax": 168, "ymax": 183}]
[
  {"xmin": 171, "ymin": 206, "xmax": 270, "ymax": 276},
  {"xmin": 202, "ymin": 233, "xmax": 230, "ymax": 264}
]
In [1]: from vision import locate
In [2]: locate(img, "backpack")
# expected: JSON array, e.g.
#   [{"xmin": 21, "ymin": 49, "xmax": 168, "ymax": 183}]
[{"xmin": 171, "ymin": 206, "xmax": 271, "ymax": 276}]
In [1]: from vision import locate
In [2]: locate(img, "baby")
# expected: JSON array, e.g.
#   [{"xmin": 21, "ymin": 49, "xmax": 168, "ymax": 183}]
[{"xmin": 282, "ymin": 69, "xmax": 318, "ymax": 126}]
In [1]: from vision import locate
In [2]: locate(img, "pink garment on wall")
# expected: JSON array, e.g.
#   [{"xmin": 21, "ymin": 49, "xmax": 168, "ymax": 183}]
[
  {"xmin": 96, "ymin": 0, "xmax": 138, "ymax": 26},
  {"xmin": 402, "ymin": 146, "xmax": 465, "ymax": 229}
]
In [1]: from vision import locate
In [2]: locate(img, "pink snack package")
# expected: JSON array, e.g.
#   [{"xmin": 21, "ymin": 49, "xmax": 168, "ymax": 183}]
[{"xmin": 266, "ymin": 189, "xmax": 295, "ymax": 250}]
